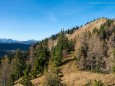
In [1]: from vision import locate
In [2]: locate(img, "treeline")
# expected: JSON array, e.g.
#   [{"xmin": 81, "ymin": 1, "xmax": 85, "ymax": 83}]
[
  {"xmin": 0, "ymin": 43, "xmax": 30, "ymax": 58},
  {"xmin": 0, "ymin": 43, "xmax": 30, "ymax": 51},
  {"xmin": 49, "ymin": 26, "xmax": 79, "ymax": 40}
]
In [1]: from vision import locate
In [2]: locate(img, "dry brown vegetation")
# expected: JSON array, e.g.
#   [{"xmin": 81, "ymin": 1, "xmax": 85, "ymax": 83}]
[
  {"xmin": 29, "ymin": 56, "xmax": 115, "ymax": 86},
  {"xmin": 61, "ymin": 57, "xmax": 115, "ymax": 86}
]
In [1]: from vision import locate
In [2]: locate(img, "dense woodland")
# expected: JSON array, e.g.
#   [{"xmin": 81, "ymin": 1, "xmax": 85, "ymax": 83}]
[
  {"xmin": 0, "ymin": 43, "xmax": 31, "ymax": 58},
  {"xmin": 0, "ymin": 43, "xmax": 30, "ymax": 51},
  {"xmin": 0, "ymin": 18, "xmax": 115, "ymax": 86}
]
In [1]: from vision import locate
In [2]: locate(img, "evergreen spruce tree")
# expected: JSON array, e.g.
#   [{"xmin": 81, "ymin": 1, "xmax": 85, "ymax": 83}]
[
  {"xmin": 21, "ymin": 66, "xmax": 33, "ymax": 86},
  {"xmin": 32, "ymin": 39, "xmax": 50, "ymax": 76},
  {"xmin": 52, "ymin": 30, "xmax": 70, "ymax": 67},
  {"xmin": 13, "ymin": 50, "xmax": 26, "ymax": 80}
]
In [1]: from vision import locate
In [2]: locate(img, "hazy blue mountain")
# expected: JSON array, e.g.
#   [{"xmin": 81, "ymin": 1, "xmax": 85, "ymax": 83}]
[
  {"xmin": 19, "ymin": 40, "xmax": 37, "ymax": 45},
  {"xmin": 0, "ymin": 38, "xmax": 37, "ymax": 45},
  {"xmin": 0, "ymin": 38, "xmax": 17, "ymax": 43}
]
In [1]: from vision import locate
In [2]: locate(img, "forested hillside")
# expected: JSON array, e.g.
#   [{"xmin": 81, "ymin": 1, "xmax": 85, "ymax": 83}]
[
  {"xmin": 0, "ymin": 18, "xmax": 115, "ymax": 86},
  {"xmin": 0, "ymin": 43, "xmax": 30, "ymax": 50},
  {"xmin": 0, "ymin": 43, "xmax": 31, "ymax": 58}
]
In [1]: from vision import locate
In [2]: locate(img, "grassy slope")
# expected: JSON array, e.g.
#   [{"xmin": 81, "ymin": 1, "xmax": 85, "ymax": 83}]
[
  {"xmin": 61, "ymin": 57, "xmax": 115, "ymax": 86},
  {"xmin": 29, "ymin": 56, "xmax": 115, "ymax": 86}
]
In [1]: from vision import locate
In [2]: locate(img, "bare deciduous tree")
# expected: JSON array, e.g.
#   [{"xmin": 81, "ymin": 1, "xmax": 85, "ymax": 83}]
[{"xmin": 0, "ymin": 55, "xmax": 12, "ymax": 86}]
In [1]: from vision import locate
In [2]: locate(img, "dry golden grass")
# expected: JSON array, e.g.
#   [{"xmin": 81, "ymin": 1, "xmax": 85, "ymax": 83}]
[
  {"xmin": 14, "ymin": 54, "xmax": 115, "ymax": 86},
  {"xmin": 60, "ymin": 57, "xmax": 115, "ymax": 86},
  {"xmin": 14, "ymin": 78, "xmax": 23, "ymax": 86},
  {"xmin": 14, "ymin": 83, "xmax": 23, "ymax": 86},
  {"xmin": 31, "ymin": 75, "xmax": 45, "ymax": 86},
  {"xmin": 68, "ymin": 18, "xmax": 107, "ymax": 40},
  {"xmin": 61, "ymin": 72, "xmax": 115, "ymax": 86},
  {"xmin": 30, "ymin": 56, "xmax": 115, "ymax": 86},
  {"xmin": 48, "ymin": 39, "xmax": 57, "ymax": 49}
]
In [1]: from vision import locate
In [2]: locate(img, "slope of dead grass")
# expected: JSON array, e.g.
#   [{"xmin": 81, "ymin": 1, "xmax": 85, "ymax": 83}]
[
  {"xmin": 30, "ymin": 57, "xmax": 115, "ymax": 86},
  {"xmin": 15, "ymin": 57, "xmax": 115, "ymax": 86},
  {"xmin": 68, "ymin": 18, "xmax": 107, "ymax": 40},
  {"xmin": 31, "ymin": 75, "xmax": 45, "ymax": 86},
  {"xmin": 61, "ymin": 72, "xmax": 115, "ymax": 86},
  {"xmin": 60, "ymin": 57, "xmax": 115, "ymax": 86}
]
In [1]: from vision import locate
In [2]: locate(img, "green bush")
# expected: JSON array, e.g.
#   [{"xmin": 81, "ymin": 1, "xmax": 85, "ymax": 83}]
[
  {"xmin": 20, "ymin": 77, "xmax": 33, "ymax": 86},
  {"xmin": 20, "ymin": 68, "xmax": 33, "ymax": 86},
  {"xmin": 92, "ymin": 28, "xmax": 98, "ymax": 34},
  {"xmin": 43, "ymin": 73, "xmax": 64, "ymax": 86},
  {"xmin": 92, "ymin": 80, "xmax": 104, "ymax": 86},
  {"xmin": 113, "ymin": 48, "xmax": 115, "ymax": 59},
  {"xmin": 84, "ymin": 80, "xmax": 104, "ymax": 86},
  {"xmin": 31, "ymin": 69, "xmax": 37, "ymax": 79},
  {"xmin": 112, "ymin": 65, "xmax": 115, "ymax": 73}
]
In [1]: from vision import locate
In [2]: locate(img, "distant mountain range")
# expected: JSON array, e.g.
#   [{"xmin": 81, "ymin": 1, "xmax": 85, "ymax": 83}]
[
  {"xmin": 0, "ymin": 38, "xmax": 37, "ymax": 45},
  {"xmin": 0, "ymin": 39, "xmax": 38, "ymax": 57}
]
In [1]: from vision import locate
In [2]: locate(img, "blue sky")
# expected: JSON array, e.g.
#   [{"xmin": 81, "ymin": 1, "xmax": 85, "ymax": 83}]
[{"xmin": 0, "ymin": 0, "xmax": 115, "ymax": 41}]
